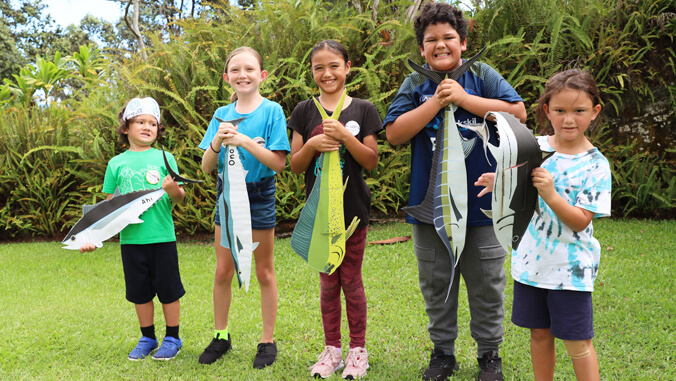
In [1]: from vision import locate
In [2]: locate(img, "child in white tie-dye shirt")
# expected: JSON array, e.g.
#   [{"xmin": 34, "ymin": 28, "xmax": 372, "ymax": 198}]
[{"xmin": 510, "ymin": 69, "xmax": 611, "ymax": 381}]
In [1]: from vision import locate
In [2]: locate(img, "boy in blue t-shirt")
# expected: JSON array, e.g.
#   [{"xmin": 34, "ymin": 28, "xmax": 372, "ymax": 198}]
[{"xmin": 383, "ymin": 3, "xmax": 526, "ymax": 381}]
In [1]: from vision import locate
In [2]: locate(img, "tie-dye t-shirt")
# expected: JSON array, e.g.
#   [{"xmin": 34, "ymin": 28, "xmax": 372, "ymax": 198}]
[{"xmin": 511, "ymin": 136, "xmax": 611, "ymax": 292}]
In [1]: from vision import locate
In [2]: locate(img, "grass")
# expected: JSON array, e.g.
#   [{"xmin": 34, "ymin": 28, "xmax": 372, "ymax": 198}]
[{"xmin": 0, "ymin": 218, "xmax": 674, "ymax": 380}]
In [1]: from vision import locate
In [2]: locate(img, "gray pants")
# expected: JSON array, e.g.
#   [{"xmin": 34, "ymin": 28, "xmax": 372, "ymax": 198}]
[{"xmin": 413, "ymin": 223, "xmax": 506, "ymax": 356}]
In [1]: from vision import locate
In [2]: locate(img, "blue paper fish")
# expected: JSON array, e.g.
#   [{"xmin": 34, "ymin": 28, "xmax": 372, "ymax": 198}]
[{"xmin": 215, "ymin": 116, "xmax": 258, "ymax": 291}]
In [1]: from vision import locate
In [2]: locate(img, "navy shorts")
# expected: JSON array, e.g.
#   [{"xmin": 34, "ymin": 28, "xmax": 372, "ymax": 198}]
[
  {"xmin": 121, "ymin": 242, "xmax": 186, "ymax": 305},
  {"xmin": 215, "ymin": 176, "xmax": 277, "ymax": 230},
  {"xmin": 511, "ymin": 280, "xmax": 594, "ymax": 340}
]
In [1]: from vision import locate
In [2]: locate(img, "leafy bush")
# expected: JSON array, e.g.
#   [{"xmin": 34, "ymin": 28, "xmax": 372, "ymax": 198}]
[{"xmin": 1, "ymin": 0, "xmax": 674, "ymax": 241}]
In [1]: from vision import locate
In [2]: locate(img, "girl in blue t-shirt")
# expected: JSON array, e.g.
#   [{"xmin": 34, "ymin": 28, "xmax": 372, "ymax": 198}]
[
  {"xmin": 479, "ymin": 69, "xmax": 611, "ymax": 380},
  {"xmin": 198, "ymin": 46, "xmax": 290, "ymax": 368}
]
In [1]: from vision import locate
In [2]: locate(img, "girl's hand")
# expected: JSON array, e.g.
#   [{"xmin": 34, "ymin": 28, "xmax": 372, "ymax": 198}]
[
  {"xmin": 214, "ymin": 121, "xmax": 238, "ymax": 147},
  {"xmin": 531, "ymin": 167, "xmax": 556, "ymax": 201},
  {"xmin": 475, "ymin": 172, "xmax": 495, "ymax": 197},
  {"xmin": 308, "ymin": 133, "xmax": 341, "ymax": 153},
  {"xmin": 322, "ymin": 119, "xmax": 350, "ymax": 142},
  {"xmin": 436, "ymin": 78, "xmax": 467, "ymax": 109},
  {"xmin": 80, "ymin": 243, "xmax": 97, "ymax": 253}
]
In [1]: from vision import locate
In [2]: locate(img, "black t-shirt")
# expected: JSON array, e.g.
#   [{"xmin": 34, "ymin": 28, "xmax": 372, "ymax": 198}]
[{"xmin": 288, "ymin": 98, "xmax": 383, "ymax": 229}]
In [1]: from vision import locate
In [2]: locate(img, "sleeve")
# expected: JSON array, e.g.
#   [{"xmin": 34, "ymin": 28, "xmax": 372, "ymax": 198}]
[
  {"xmin": 287, "ymin": 101, "xmax": 307, "ymax": 137},
  {"xmin": 576, "ymin": 155, "xmax": 612, "ymax": 218},
  {"xmin": 199, "ymin": 115, "xmax": 220, "ymax": 151},
  {"xmin": 265, "ymin": 103, "xmax": 291, "ymax": 153},
  {"xmin": 382, "ymin": 76, "xmax": 417, "ymax": 127},
  {"xmin": 476, "ymin": 62, "xmax": 523, "ymax": 103},
  {"xmin": 361, "ymin": 101, "xmax": 384, "ymax": 137},
  {"xmin": 101, "ymin": 161, "xmax": 117, "ymax": 194}
]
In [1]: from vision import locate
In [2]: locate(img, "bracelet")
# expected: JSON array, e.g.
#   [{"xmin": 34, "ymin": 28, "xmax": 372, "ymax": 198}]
[{"xmin": 210, "ymin": 141, "xmax": 221, "ymax": 153}]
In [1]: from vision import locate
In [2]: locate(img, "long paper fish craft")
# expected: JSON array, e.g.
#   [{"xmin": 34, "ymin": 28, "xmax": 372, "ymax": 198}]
[
  {"xmin": 473, "ymin": 111, "xmax": 554, "ymax": 253},
  {"xmin": 214, "ymin": 116, "xmax": 258, "ymax": 292},
  {"xmin": 62, "ymin": 149, "xmax": 203, "ymax": 250},
  {"xmin": 290, "ymin": 91, "xmax": 360, "ymax": 275},
  {"xmin": 62, "ymin": 188, "xmax": 165, "ymax": 250},
  {"xmin": 403, "ymin": 47, "xmax": 487, "ymax": 271}
]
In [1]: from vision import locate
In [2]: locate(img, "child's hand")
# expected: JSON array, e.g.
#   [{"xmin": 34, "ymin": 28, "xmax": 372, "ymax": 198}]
[
  {"xmin": 162, "ymin": 175, "xmax": 185, "ymax": 204},
  {"xmin": 531, "ymin": 167, "xmax": 556, "ymax": 200},
  {"xmin": 322, "ymin": 119, "xmax": 350, "ymax": 142},
  {"xmin": 308, "ymin": 133, "xmax": 341, "ymax": 153},
  {"xmin": 475, "ymin": 172, "xmax": 495, "ymax": 197},
  {"xmin": 80, "ymin": 243, "xmax": 97, "ymax": 253},
  {"xmin": 214, "ymin": 121, "xmax": 238, "ymax": 147},
  {"xmin": 435, "ymin": 78, "xmax": 467, "ymax": 109}
]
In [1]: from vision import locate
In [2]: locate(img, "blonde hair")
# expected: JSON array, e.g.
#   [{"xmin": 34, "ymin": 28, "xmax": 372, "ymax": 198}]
[{"xmin": 224, "ymin": 46, "xmax": 264, "ymax": 103}]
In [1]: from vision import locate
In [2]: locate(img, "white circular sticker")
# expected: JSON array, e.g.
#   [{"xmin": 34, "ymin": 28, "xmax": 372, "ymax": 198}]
[
  {"xmin": 146, "ymin": 169, "xmax": 161, "ymax": 184},
  {"xmin": 253, "ymin": 137, "xmax": 266, "ymax": 147},
  {"xmin": 345, "ymin": 120, "xmax": 360, "ymax": 136}
]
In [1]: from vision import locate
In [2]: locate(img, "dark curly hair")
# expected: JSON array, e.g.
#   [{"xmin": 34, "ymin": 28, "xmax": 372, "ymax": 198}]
[
  {"xmin": 535, "ymin": 69, "xmax": 601, "ymax": 135},
  {"xmin": 115, "ymin": 100, "xmax": 166, "ymax": 148},
  {"xmin": 414, "ymin": 2, "xmax": 468, "ymax": 47}
]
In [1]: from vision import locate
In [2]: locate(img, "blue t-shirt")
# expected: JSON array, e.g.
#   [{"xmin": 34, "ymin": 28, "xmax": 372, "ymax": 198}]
[
  {"xmin": 512, "ymin": 136, "xmax": 611, "ymax": 292},
  {"xmin": 199, "ymin": 98, "xmax": 290, "ymax": 182},
  {"xmin": 383, "ymin": 60, "xmax": 524, "ymax": 225}
]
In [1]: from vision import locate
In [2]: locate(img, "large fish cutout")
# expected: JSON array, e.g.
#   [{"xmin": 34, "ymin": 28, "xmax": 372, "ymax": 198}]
[
  {"xmin": 62, "ymin": 149, "xmax": 202, "ymax": 250},
  {"xmin": 475, "ymin": 111, "xmax": 554, "ymax": 252},
  {"xmin": 403, "ymin": 47, "xmax": 486, "ymax": 270},
  {"xmin": 215, "ymin": 116, "xmax": 258, "ymax": 291},
  {"xmin": 62, "ymin": 187, "xmax": 166, "ymax": 250},
  {"xmin": 290, "ymin": 91, "xmax": 360, "ymax": 274}
]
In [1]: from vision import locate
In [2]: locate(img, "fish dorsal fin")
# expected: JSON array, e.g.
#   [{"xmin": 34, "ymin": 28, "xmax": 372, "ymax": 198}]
[
  {"xmin": 161, "ymin": 146, "xmax": 204, "ymax": 184},
  {"xmin": 113, "ymin": 187, "xmax": 122, "ymax": 198},
  {"xmin": 481, "ymin": 208, "xmax": 493, "ymax": 219},
  {"xmin": 343, "ymin": 176, "xmax": 350, "ymax": 192},
  {"xmin": 252, "ymin": 242, "xmax": 260, "ymax": 251},
  {"xmin": 82, "ymin": 199, "xmax": 105, "ymax": 216},
  {"xmin": 345, "ymin": 217, "xmax": 360, "ymax": 239}
]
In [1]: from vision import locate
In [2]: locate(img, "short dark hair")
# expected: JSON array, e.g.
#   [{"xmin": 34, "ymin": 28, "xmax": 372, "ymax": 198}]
[
  {"xmin": 116, "ymin": 100, "xmax": 165, "ymax": 148},
  {"xmin": 414, "ymin": 2, "xmax": 468, "ymax": 47}
]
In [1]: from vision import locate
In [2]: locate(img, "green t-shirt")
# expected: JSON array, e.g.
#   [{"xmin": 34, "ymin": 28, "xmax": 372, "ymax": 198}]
[{"xmin": 102, "ymin": 148, "xmax": 178, "ymax": 244}]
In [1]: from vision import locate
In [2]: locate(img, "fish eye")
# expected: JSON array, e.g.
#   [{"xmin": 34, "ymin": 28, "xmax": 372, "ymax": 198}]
[{"xmin": 71, "ymin": 236, "xmax": 76, "ymax": 241}]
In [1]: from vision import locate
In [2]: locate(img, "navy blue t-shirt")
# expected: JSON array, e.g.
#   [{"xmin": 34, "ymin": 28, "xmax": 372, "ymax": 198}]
[{"xmin": 383, "ymin": 60, "xmax": 523, "ymax": 226}]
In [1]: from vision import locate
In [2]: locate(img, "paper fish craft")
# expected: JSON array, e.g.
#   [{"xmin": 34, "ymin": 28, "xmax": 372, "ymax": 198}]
[
  {"xmin": 403, "ymin": 47, "xmax": 486, "ymax": 269},
  {"xmin": 290, "ymin": 91, "xmax": 360, "ymax": 274},
  {"xmin": 62, "ymin": 149, "xmax": 203, "ymax": 250},
  {"xmin": 214, "ymin": 116, "xmax": 258, "ymax": 291},
  {"xmin": 475, "ymin": 111, "xmax": 554, "ymax": 252}
]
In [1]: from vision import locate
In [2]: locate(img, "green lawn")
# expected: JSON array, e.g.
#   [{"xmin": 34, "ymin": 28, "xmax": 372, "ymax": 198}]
[{"xmin": 0, "ymin": 219, "xmax": 674, "ymax": 380}]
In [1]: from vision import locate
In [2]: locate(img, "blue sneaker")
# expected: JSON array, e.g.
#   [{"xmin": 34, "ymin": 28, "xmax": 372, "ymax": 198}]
[
  {"xmin": 128, "ymin": 336, "xmax": 158, "ymax": 361},
  {"xmin": 152, "ymin": 337, "xmax": 183, "ymax": 360}
]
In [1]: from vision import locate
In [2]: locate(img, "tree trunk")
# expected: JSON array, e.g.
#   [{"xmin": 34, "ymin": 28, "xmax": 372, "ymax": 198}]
[{"xmin": 124, "ymin": 0, "xmax": 147, "ymax": 61}]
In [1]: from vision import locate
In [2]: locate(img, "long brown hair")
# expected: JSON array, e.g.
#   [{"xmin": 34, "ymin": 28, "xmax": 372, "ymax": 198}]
[
  {"xmin": 536, "ymin": 69, "xmax": 601, "ymax": 135},
  {"xmin": 224, "ymin": 46, "xmax": 264, "ymax": 103}
]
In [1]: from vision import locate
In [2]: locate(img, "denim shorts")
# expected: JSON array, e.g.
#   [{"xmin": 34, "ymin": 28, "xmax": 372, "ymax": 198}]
[
  {"xmin": 511, "ymin": 280, "xmax": 594, "ymax": 340},
  {"xmin": 215, "ymin": 176, "xmax": 277, "ymax": 230}
]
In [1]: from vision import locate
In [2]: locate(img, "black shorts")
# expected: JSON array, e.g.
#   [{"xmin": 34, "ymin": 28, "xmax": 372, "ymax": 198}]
[
  {"xmin": 511, "ymin": 280, "xmax": 594, "ymax": 340},
  {"xmin": 121, "ymin": 242, "xmax": 185, "ymax": 304}
]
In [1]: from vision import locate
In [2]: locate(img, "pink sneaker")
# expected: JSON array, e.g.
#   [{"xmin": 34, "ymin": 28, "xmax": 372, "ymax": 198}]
[
  {"xmin": 309, "ymin": 346, "xmax": 344, "ymax": 378},
  {"xmin": 342, "ymin": 347, "xmax": 369, "ymax": 379}
]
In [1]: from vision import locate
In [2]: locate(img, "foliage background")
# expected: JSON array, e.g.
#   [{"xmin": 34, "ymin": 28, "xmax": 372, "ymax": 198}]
[{"xmin": 0, "ymin": 0, "xmax": 675, "ymax": 241}]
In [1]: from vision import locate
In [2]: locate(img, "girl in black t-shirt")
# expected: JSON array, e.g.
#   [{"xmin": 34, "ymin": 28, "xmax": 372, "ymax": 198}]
[{"xmin": 288, "ymin": 40, "xmax": 383, "ymax": 379}]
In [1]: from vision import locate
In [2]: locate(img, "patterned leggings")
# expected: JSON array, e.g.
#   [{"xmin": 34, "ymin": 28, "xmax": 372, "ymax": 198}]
[{"xmin": 319, "ymin": 227, "xmax": 368, "ymax": 348}]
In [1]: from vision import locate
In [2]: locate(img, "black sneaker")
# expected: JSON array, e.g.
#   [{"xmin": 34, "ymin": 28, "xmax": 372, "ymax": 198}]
[
  {"xmin": 423, "ymin": 348, "xmax": 459, "ymax": 381},
  {"xmin": 198, "ymin": 333, "xmax": 232, "ymax": 364},
  {"xmin": 477, "ymin": 351, "xmax": 503, "ymax": 381},
  {"xmin": 253, "ymin": 342, "xmax": 277, "ymax": 369}
]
